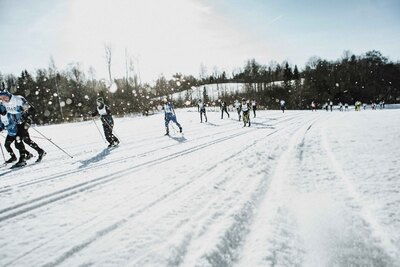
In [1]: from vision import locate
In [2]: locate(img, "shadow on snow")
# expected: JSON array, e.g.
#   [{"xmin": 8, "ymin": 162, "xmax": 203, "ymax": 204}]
[{"xmin": 79, "ymin": 147, "xmax": 114, "ymax": 169}]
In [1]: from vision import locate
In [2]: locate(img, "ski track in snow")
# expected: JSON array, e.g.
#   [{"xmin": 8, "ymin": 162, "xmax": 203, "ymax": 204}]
[
  {"xmin": 0, "ymin": 113, "xmax": 301, "ymax": 222},
  {"xmin": 0, "ymin": 109, "xmax": 399, "ymax": 267}
]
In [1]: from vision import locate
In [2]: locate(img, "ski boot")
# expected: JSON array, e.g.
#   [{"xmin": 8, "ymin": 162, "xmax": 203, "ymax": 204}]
[
  {"xmin": 5, "ymin": 155, "xmax": 17, "ymax": 163},
  {"xmin": 36, "ymin": 149, "xmax": 46, "ymax": 163},
  {"xmin": 109, "ymin": 139, "xmax": 119, "ymax": 147},
  {"xmin": 25, "ymin": 151, "xmax": 34, "ymax": 160},
  {"xmin": 12, "ymin": 158, "xmax": 27, "ymax": 168}
]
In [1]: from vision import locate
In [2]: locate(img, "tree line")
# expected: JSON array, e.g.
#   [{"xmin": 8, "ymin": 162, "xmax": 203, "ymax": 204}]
[{"xmin": 0, "ymin": 50, "xmax": 399, "ymax": 125}]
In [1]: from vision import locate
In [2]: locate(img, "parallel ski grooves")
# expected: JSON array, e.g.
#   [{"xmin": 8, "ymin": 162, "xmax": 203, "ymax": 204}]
[{"xmin": 0, "ymin": 115, "xmax": 302, "ymax": 223}]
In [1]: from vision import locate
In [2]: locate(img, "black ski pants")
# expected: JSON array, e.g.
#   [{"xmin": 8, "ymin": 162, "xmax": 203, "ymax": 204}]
[
  {"xmin": 221, "ymin": 107, "xmax": 230, "ymax": 119},
  {"xmin": 103, "ymin": 123, "xmax": 119, "ymax": 145},
  {"xmin": 243, "ymin": 111, "xmax": 250, "ymax": 126},
  {"xmin": 17, "ymin": 123, "xmax": 42, "ymax": 153},
  {"xmin": 200, "ymin": 108, "xmax": 207, "ymax": 122},
  {"xmin": 5, "ymin": 135, "xmax": 26, "ymax": 157}
]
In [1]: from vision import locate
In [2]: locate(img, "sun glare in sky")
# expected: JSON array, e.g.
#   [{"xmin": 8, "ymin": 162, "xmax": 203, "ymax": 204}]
[
  {"xmin": 0, "ymin": 0, "xmax": 399, "ymax": 82},
  {"xmin": 53, "ymin": 0, "xmax": 270, "ymax": 82}
]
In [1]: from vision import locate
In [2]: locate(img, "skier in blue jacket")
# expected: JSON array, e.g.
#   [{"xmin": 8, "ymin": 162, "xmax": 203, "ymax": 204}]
[
  {"xmin": 0, "ymin": 104, "xmax": 31, "ymax": 163},
  {"xmin": 0, "ymin": 91, "xmax": 45, "ymax": 166},
  {"xmin": 162, "ymin": 98, "xmax": 182, "ymax": 135}
]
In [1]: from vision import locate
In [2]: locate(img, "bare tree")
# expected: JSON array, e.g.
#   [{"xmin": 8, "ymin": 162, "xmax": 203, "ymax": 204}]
[
  {"xmin": 213, "ymin": 66, "xmax": 220, "ymax": 97},
  {"xmin": 48, "ymin": 57, "xmax": 65, "ymax": 120},
  {"xmin": 88, "ymin": 66, "xmax": 96, "ymax": 89},
  {"xmin": 104, "ymin": 43, "xmax": 113, "ymax": 84},
  {"xmin": 48, "ymin": 56, "xmax": 57, "ymax": 78},
  {"xmin": 199, "ymin": 63, "xmax": 207, "ymax": 82},
  {"xmin": 125, "ymin": 48, "xmax": 129, "ymax": 86}
]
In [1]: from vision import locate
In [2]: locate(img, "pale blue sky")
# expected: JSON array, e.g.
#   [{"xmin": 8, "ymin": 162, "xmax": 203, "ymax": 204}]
[{"xmin": 1, "ymin": 0, "xmax": 399, "ymax": 82}]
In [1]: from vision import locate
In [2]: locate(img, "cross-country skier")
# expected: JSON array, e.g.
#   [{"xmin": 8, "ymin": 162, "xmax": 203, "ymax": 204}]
[
  {"xmin": 280, "ymin": 99, "xmax": 286, "ymax": 113},
  {"xmin": 241, "ymin": 98, "xmax": 251, "ymax": 127},
  {"xmin": 355, "ymin": 101, "xmax": 361, "ymax": 111},
  {"xmin": 198, "ymin": 100, "xmax": 207, "ymax": 123},
  {"xmin": 329, "ymin": 100, "xmax": 333, "ymax": 112},
  {"xmin": 162, "ymin": 98, "xmax": 182, "ymax": 135},
  {"xmin": 311, "ymin": 101, "xmax": 317, "ymax": 112},
  {"xmin": 0, "ymin": 104, "xmax": 32, "ymax": 163},
  {"xmin": 345, "ymin": 103, "xmax": 349, "ymax": 111},
  {"xmin": 234, "ymin": 99, "xmax": 241, "ymax": 121},
  {"xmin": 220, "ymin": 100, "xmax": 230, "ymax": 119},
  {"xmin": 251, "ymin": 99, "xmax": 257, "ymax": 118},
  {"xmin": 338, "ymin": 102, "xmax": 343, "ymax": 111},
  {"xmin": 0, "ymin": 91, "xmax": 45, "ymax": 166},
  {"xmin": 91, "ymin": 97, "xmax": 119, "ymax": 147}
]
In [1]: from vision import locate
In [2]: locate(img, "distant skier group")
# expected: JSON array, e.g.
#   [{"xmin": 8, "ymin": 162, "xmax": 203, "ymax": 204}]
[
  {"xmin": 314, "ymin": 99, "xmax": 386, "ymax": 112},
  {"xmin": 194, "ymin": 97, "xmax": 287, "ymax": 128},
  {"xmin": 223, "ymin": 98, "xmax": 254, "ymax": 127}
]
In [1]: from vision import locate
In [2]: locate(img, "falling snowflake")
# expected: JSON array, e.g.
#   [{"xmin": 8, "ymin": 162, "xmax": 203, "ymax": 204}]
[{"xmin": 108, "ymin": 83, "xmax": 118, "ymax": 93}]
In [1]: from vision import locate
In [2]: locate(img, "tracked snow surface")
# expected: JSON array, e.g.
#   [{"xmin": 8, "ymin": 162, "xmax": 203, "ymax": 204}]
[{"xmin": 0, "ymin": 109, "xmax": 399, "ymax": 267}]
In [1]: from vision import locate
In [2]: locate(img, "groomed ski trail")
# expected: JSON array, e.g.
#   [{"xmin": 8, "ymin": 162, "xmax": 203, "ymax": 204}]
[{"xmin": 1, "ymin": 109, "xmax": 399, "ymax": 267}]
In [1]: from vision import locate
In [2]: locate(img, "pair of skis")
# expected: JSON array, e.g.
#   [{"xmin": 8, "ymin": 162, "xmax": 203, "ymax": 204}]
[{"xmin": 7, "ymin": 152, "xmax": 46, "ymax": 169}]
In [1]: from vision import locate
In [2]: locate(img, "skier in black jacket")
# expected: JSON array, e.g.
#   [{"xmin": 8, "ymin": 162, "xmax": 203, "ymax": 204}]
[
  {"xmin": 220, "ymin": 100, "xmax": 230, "ymax": 119},
  {"xmin": 198, "ymin": 100, "xmax": 207, "ymax": 123},
  {"xmin": 91, "ymin": 97, "xmax": 119, "ymax": 147}
]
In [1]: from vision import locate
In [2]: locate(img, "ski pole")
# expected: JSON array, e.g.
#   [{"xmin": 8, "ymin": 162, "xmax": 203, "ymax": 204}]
[
  {"xmin": 30, "ymin": 127, "xmax": 74, "ymax": 158},
  {"xmin": 92, "ymin": 119, "xmax": 107, "ymax": 144},
  {"xmin": 30, "ymin": 135, "xmax": 51, "ymax": 140},
  {"xmin": 0, "ymin": 143, "xmax": 6, "ymax": 162}
]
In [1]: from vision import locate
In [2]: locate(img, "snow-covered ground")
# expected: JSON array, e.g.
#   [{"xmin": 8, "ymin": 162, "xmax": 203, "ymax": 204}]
[{"xmin": 0, "ymin": 108, "xmax": 399, "ymax": 267}]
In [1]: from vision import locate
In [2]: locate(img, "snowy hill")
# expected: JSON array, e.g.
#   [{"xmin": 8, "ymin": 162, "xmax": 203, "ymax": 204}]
[
  {"xmin": 1, "ymin": 109, "xmax": 399, "ymax": 266},
  {"xmin": 171, "ymin": 83, "xmax": 246, "ymax": 102},
  {"xmin": 166, "ymin": 81, "xmax": 287, "ymax": 103}
]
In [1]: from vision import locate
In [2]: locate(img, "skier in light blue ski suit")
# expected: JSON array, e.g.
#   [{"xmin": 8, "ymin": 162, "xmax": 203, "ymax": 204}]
[
  {"xmin": 162, "ymin": 99, "xmax": 182, "ymax": 135},
  {"xmin": 0, "ymin": 104, "xmax": 31, "ymax": 163}
]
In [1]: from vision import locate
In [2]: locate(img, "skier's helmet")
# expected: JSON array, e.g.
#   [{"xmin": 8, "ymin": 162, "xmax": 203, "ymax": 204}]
[
  {"xmin": 96, "ymin": 97, "xmax": 104, "ymax": 107},
  {"xmin": 163, "ymin": 98, "xmax": 168, "ymax": 103},
  {"xmin": 0, "ymin": 91, "xmax": 12, "ymax": 103},
  {"xmin": 242, "ymin": 98, "xmax": 246, "ymax": 101}
]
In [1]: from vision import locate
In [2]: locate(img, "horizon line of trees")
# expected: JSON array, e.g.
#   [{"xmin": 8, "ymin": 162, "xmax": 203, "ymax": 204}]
[{"xmin": 0, "ymin": 50, "xmax": 399, "ymax": 125}]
